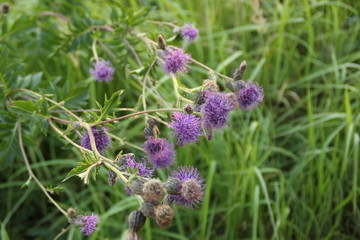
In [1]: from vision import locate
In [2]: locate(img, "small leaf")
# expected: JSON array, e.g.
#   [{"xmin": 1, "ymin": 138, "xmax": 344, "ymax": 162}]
[
  {"xmin": 11, "ymin": 100, "xmax": 37, "ymax": 113},
  {"xmin": 95, "ymin": 90, "xmax": 124, "ymax": 122}
]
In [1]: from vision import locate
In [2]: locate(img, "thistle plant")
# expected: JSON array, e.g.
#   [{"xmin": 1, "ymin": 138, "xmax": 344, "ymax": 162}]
[{"xmin": 1, "ymin": 4, "xmax": 264, "ymax": 239}]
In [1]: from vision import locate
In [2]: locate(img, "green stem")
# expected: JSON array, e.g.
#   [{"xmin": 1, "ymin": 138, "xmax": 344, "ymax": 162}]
[
  {"xmin": 92, "ymin": 39, "xmax": 99, "ymax": 62},
  {"xmin": 18, "ymin": 122, "xmax": 68, "ymax": 217},
  {"xmin": 91, "ymin": 108, "xmax": 182, "ymax": 127},
  {"xmin": 170, "ymin": 74, "xmax": 193, "ymax": 105}
]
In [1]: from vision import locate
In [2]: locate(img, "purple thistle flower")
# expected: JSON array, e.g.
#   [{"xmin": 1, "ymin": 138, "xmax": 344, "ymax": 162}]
[
  {"xmin": 143, "ymin": 137, "xmax": 176, "ymax": 168},
  {"xmin": 81, "ymin": 127, "xmax": 110, "ymax": 153},
  {"xmin": 170, "ymin": 166, "xmax": 205, "ymax": 208},
  {"xmin": 126, "ymin": 156, "xmax": 154, "ymax": 178},
  {"xmin": 181, "ymin": 24, "xmax": 199, "ymax": 42},
  {"xmin": 201, "ymin": 91, "xmax": 234, "ymax": 130},
  {"xmin": 78, "ymin": 213, "xmax": 100, "ymax": 236},
  {"xmin": 169, "ymin": 112, "xmax": 202, "ymax": 147},
  {"xmin": 89, "ymin": 60, "xmax": 114, "ymax": 82},
  {"xmin": 237, "ymin": 81, "xmax": 264, "ymax": 110},
  {"xmin": 163, "ymin": 48, "xmax": 191, "ymax": 74}
]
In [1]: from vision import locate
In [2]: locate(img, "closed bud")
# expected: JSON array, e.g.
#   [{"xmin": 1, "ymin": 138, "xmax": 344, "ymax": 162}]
[
  {"xmin": 157, "ymin": 35, "xmax": 166, "ymax": 50},
  {"xmin": 128, "ymin": 210, "xmax": 146, "ymax": 231},
  {"xmin": 147, "ymin": 118, "xmax": 159, "ymax": 126},
  {"xmin": 233, "ymin": 60, "xmax": 247, "ymax": 80},
  {"xmin": 225, "ymin": 80, "xmax": 236, "ymax": 92},
  {"xmin": 154, "ymin": 205, "xmax": 175, "ymax": 229},
  {"xmin": 141, "ymin": 179, "xmax": 165, "ymax": 204},
  {"xmin": 129, "ymin": 178, "xmax": 147, "ymax": 195},
  {"xmin": 2, "ymin": 2, "xmax": 9, "ymax": 14},
  {"xmin": 194, "ymin": 91, "xmax": 205, "ymax": 106},
  {"xmin": 183, "ymin": 104, "xmax": 194, "ymax": 114},
  {"xmin": 126, "ymin": 229, "xmax": 143, "ymax": 240},
  {"xmin": 108, "ymin": 170, "xmax": 117, "ymax": 186},
  {"xmin": 165, "ymin": 177, "xmax": 181, "ymax": 195},
  {"xmin": 140, "ymin": 201, "xmax": 155, "ymax": 218},
  {"xmin": 143, "ymin": 125, "xmax": 154, "ymax": 138}
]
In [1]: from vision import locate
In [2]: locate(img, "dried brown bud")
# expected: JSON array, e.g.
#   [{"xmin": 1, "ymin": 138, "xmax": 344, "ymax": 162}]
[
  {"xmin": 163, "ymin": 195, "xmax": 175, "ymax": 206},
  {"xmin": 129, "ymin": 178, "xmax": 147, "ymax": 195},
  {"xmin": 67, "ymin": 208, "xmax": 80, "ymax": 225},
  {"xmin": 154, "ymin": 205, "xmax": 175, "ymax": 229},
  {"xmin": 126, "ymin": 229, "xmax": 143, "ymax": 240},
  {"xmin": 140, "ymin": 201, "xmax": 155, "ymax": 218},
  {"xmin": 157, "ymin": 35, "xmax": 166, "ymax": 50},
  {"xmin": 141, "ymin": 179, "xmax": 165, "ymax": 204},
  {"xmin": 2, "ymin": 2, "xmax": 9, "ymax": 14},
  {"xmin": 183, "ymin": 104, "xmax": 194, "ymax": 114},
  {"xmin": 181, "ymin": 179, "xmax": 203, "ymax": 202},
  {"xmin": 202, "ymin": 79, "xmax": 219, "ymax": 92},
  {"xmin": 128, "ymin": 210, "xmax": 146, "ymax": 231},
  {"xmin": 165, "ymin": 177, "xmax": 181, "ymax": 195}
]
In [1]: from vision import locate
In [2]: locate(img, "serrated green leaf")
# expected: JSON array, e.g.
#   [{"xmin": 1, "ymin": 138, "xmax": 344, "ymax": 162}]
[
  {"xmin": 11, "ymin": 100, "xmax": 37, "ymax": 113},
  {"xmin": 95, "ymin": 90, "xmax": 124, "ymax": 122},
  {"xmin": 62, "ymin": 161, "xmax": 92, "ymax": 182}
]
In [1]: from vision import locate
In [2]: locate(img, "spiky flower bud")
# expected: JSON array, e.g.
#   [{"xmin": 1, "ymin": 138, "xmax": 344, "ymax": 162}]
[
  {"xmin": 157, "ymin": 35, "xmax": 166, "ymax": 50},
  {"xmin": 108, "ymin": 170, "xmax": 117, "ymax": 186},
  {"xmin": 126, "ymin": 229, "xmax": 143, "ymax": 240},
  {"xmin": 140, "ymin": 201, "xmax": 155, "ymax": 218},
  {"xmin": 2, "ymin": 2, "xmax": 9, "ymax": 14},
  {"xmin": 129, "ymin": 178, "xmax": 147, "ymax": 195},
  {"xmin": 128, "ymin": 210, "xmax": 146, "ymax": 231},
  {"xmin": 154, "ymin": 205, "xmax": 175, "ymax": 229},
  {"xmin": 194, "ymin": 91, "xmax": 205, "ymax": 107},
  {"xmin": 165, "ymin": 177, "xmax": 181, "ymax": 195},
  {"xmin": 233, "ymin": 60, "xmax": 247, "ymax": 80},
  {"xmin": 117, "ymin": 153, "xmax": 135, "ymax": 165},
  {"xmin": 141, "ymin": 179, "xmax": 165, "ymax": 203},
  {"xmin": 143, "ymin": 125, "xmax": 154, "ymax": 138},
  {"xmin": 225, "ymin": 80, "xmax": 237, "ymax": 92}
]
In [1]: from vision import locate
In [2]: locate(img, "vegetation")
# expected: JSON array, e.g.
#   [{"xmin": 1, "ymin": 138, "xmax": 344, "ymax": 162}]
[{"xmin": 1, "ymin": 0, "xmax": 359, "ymax": 239}]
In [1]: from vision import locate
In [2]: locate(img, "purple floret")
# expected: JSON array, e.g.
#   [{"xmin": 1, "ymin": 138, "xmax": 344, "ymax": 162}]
[
  {"xmin": 201, "ymin": 91, "xmax": 234, "ymax": 130},
  {"xmin": 169, "ymin": 112, "xmax": 202, "ymax": 147},
  {"xmin": 89, "ymin": 60, "xmax": 114, "ymax": 82},
  {"xmin": 143, "ymin": 137, "xmax": 176, "ymax": 168},
  {"xmin": 126, "ymin": 156, "xmax": 154, "ymax": 178},
  {"xmin": 81, "ymin": 127, "xmax": 110, "ymax": 153},
  {"xmin": 170, "ymin": 166, "xmax": 205, "ymax": 208},
  {"xmin": 237, "ymin": 81, "xmax": 264, "ymax": 110},
  {"xmin": 181, "ymin": 24, "xmax": 199, "ymax": 42},
  {"xmin": 78, "ymin": 213, "xmax": 100, "ymax": 236},
  {"xmin": 163, "ymin": 48, "xmax": 191, "ymax": 74}
]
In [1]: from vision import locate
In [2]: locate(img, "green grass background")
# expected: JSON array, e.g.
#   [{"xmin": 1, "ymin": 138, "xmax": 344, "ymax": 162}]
[{"xmin": 1, "ymin": 0, "xmax": 360, "ymax": 239}]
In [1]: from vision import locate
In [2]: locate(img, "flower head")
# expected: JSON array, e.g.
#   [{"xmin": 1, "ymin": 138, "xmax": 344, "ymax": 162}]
[
  {"xmin": 143, "ymin": 137, "xmax": 176, "ymax": 168},
  {"xmin": 201, "ymin": 91, "xmax": 235, "ymax": 130},
  {"xmin": 170, "ymin": 166, "xmax": 205, "ymax": 208},
  {"xmin": 81, "ymin": 127, "xmax": 110, "ymax": 153},
  {"xmin": 89, "ymin": 60, "xmax": 114, "ymax": 82},
  {"xmin": 163, "ymin": 48, "xmax": 191, "ymax": 74},
  {"xmin": 126, "ymin": 156, "xmax": 154, "ymax": 178},
  {"xmin": 181, "ymin": 24, "xmax": 199, "ymax": 42},
  {"xmin": 169, "ymin": 112, "xmax": 202, "ymax": 147},
  {"xmin": 237, "ymin": 81, "xmax": 264, "ymax": 110},
  {"xmin": 77, "ymin": 213, "xmax": 100, "ymax": 236}
]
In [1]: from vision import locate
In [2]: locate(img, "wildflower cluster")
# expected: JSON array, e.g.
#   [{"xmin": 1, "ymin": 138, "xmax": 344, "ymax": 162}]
[{"xmin": 14, "ymin": 18, "xmax": 264, "ymax": 239}]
